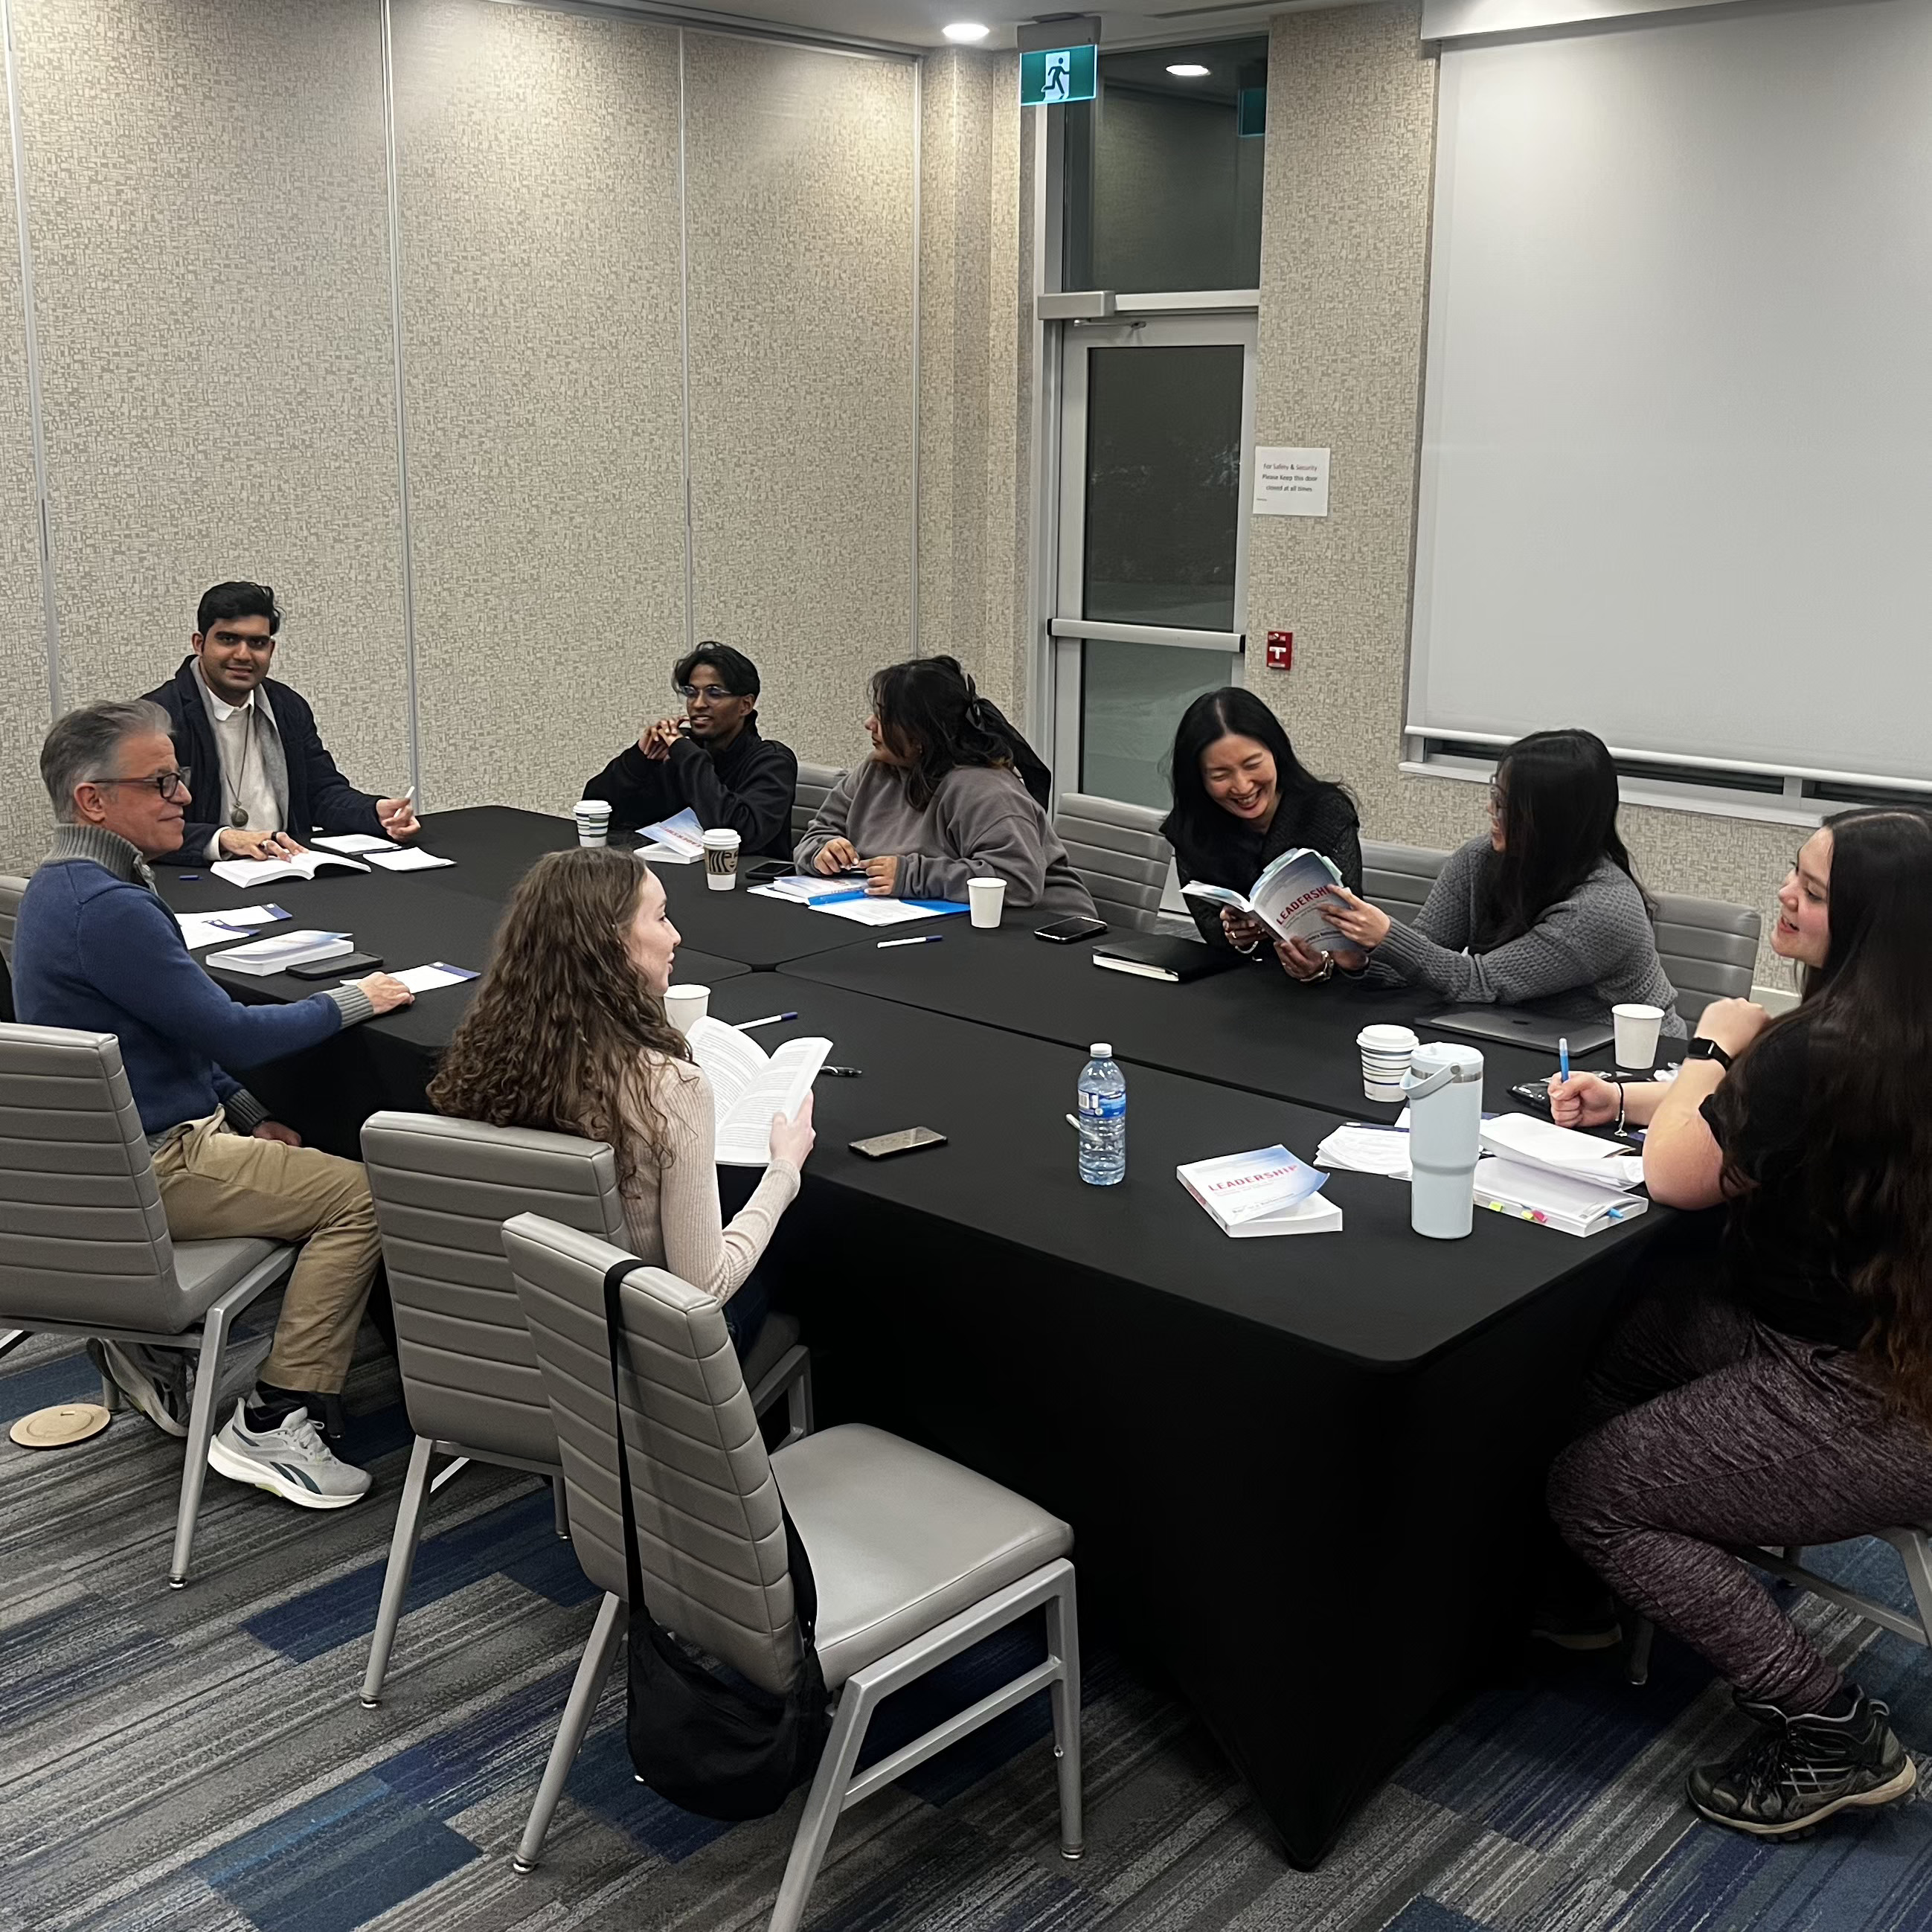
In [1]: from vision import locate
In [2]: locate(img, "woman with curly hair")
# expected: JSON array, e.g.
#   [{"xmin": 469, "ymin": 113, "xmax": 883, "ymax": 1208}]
[
  {"xmin": 1547, "ymin": 806, "xmax": 1932, "ymax": 1838},
  {"xmin": 427, "ymin": 847, "xmax": 812, "ymax": 1351}
]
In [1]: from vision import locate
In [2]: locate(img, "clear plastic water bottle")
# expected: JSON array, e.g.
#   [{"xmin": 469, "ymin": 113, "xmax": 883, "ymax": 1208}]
[{"xmin": 1076, "ymin": 1042, "xmax": 1127, "ymax": 1187}]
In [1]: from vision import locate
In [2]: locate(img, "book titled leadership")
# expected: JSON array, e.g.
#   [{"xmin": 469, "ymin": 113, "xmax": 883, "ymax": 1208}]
[
  {"xmin": 1177, "ymin": 1144, "xmax": 1342, "ymax": 1239},
  {"xmin": 1178, "ymin": 847, "xmax": 1349, "ymax": 952}
]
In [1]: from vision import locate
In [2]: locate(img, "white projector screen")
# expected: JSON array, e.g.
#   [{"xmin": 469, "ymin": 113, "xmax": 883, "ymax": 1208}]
[{"xmin": 1411, "ymin": 0, "xmax": 1932, "ymax": 786}]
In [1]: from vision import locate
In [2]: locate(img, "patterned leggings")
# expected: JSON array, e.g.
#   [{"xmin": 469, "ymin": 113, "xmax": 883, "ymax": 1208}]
[{"xmin": 1547, "ymin": 1286, "xmax": 1932, "ymax": 1712}]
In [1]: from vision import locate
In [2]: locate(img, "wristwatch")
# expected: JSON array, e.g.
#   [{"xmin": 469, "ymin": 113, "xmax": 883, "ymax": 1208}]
[{"xmin": 1686, "ymin": 1036, "xmax": 1733, "ymax": 1070}]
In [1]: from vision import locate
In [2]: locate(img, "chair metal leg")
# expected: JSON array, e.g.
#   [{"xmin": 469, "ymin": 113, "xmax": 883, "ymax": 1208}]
[
  {"xmin": 168, "ymin": 1307, "xmax": 233, "ymax": 1589},
  {"xmin": 361, "ymin": 1435, "xmax": 435, "ymax": 1707},
  {"xmin": 1888, "ymin": 1530, "xmax": 1932, "ymax": 1648},
  {"xmin": 1044, "ymin": 1567, "xmax": 1084, "ymax": 1859},
  {"xmin": 768, "ymin": 1679, "xmax": 875, "ymax": 1932},
  {"xmin": 513, "ymin": 1592, "xmax": 623, "ymax": 1873},
  {"xmin": 1626, "ymin": 1615, "xmax": 1655, "ymax": 1687},
  {"xmin": 552, "ymin": 1475, "xmax": 569, "ymax": 1541}
]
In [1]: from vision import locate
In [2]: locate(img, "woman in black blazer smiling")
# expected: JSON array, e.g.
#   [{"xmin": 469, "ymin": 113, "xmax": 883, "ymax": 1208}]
[{"xmin": 1161, "ymin": 687, "xmax": 1361, "ymax": 955}]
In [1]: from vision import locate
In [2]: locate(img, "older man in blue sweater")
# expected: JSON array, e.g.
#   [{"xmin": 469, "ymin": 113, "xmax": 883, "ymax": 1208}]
[{"xmin": 13, "ymin": 700, "xmax": 414, "ymax": 1511}]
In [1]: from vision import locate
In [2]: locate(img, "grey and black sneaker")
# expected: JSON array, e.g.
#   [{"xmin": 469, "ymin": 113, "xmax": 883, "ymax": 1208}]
[
  {"xmin": 206, "ymin": 1401, "xmax": 371, "ymax": 1510},
  {"xmin": 87, "ymin": 1339, "xmax": 190, "ymax": 1438},
  {"xmin": 1689, "ymin": 1688, "xmax": 1918, "ymax": 1837}
]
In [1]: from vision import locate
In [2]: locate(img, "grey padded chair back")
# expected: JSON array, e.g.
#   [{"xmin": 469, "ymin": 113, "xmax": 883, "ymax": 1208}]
[
  {"xmin": 0, "ymin": 1022, "xmax": 190, "ymax": 1329},
  {"xmin": 1651, "ymin": 893, "xmax": 1761, "ymax": 1025},
  {"xmin": 791, "ymin": 763, "xmax": 844, "ymax": 848},
  {"xmin": 360, "ymin": 1111, "xmax": 626, "ymax": 1466},
  {"xmin": 1361, "ymin": 840, "xmax": 1450, "ymax": 928},
  {"xmin": 1053, "ymin": 792, "xmax": 1170, "ymax": 933},
  {"xmin": 0, "ymin": 873, "xmax": 26, "ymax": 968},
  {"xmin": 504, "ymin": 1212, "xmax": 799, "ymax": 1695}
]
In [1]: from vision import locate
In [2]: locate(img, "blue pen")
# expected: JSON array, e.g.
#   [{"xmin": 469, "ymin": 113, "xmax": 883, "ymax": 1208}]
[
  {"xmin": 1558, "ymin": 1036, "xmax": 1571, "ymax": 1085},
  {"xmin": 734, "ymin": 1012, "xmax": 797, "ymax": 1032}
]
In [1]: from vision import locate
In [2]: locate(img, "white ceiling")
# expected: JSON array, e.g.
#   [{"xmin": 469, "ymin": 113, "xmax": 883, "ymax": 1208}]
[{"xmin": 613, "ymin": 0, "xmax": 1333, "ymax": 56}]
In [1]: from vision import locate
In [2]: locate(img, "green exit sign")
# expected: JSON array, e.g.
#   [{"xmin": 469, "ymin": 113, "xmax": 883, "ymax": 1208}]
[{"xmin": 1019, "ymin": 45, "xmax": 1097, "ymax": 106}]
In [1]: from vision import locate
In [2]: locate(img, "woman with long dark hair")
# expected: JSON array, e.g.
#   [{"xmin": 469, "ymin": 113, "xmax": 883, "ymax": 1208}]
[
  {"xmin": 796, "ymin": 655, "xmax": 1096, "ymax": 916},
  {"xmin": 1544, "ymin": 805, "xmax": 1932, "ymax": 1838},
  {"xmin": 1303, "ymin": 728, "xmax": 1681, "ymax": 1031},
  {"xmin": 428, "ymin": 847, "xmax": 812, "ymax": 1352},
  {"xmin": 1161, "ymin": 687, "xmax": 1361, "ymax": 957}
]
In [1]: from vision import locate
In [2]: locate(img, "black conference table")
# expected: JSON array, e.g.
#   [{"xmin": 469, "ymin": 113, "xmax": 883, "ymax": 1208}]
[
  {"xmin": 149, "ymin": 810, "xmax": 1671, "ymax": 1867},
  {"xmin": 792, "ymin": 920, "xmax": 1569, "ymax": 1119}
]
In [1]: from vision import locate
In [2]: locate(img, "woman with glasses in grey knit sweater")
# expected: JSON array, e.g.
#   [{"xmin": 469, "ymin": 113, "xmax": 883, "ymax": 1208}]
[{"xmin": 1277, "ymin": 728, "xmax": 1683, "ymax": 1038}]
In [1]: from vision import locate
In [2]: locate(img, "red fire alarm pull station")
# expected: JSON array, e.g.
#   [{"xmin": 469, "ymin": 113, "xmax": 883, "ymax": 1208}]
[{"xmin": 1265, "ymin": 630, "xmax": 1293, "ymax": 671}]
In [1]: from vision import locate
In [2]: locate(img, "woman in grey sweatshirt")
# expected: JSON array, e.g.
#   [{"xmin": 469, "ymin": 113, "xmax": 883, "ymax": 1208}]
[
  {"xmin": 1296, "ymin": 728, "xmax": 1685, "ymax": 1036},
  {"xmin": 795, "ymin": 655, "xmax": 1097, "ymax": 918}
]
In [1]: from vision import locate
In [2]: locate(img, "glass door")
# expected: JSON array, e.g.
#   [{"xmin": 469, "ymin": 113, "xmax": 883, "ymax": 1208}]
[{"xmin": 1051, "ymin": 312, "xmax": 1256, "ymax": 808}]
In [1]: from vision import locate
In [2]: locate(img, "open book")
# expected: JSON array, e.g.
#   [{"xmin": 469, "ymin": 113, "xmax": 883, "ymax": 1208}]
[
  {"xmin": 211, "ymin": 850, "xmax": 371, "ymax": 888},
  {"xmin": 1178, "ymin": 847, "xmax": 1349, "ymax": 951},
  {"xmin": 684, "ymin": 1015, "xmax": 830, "ymax": 1166}
]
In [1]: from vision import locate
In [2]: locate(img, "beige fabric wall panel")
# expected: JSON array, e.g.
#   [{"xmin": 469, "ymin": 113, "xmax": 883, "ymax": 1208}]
[
  {"xmin": 393, "ymin": 0, "xmax": 686, "ymax": 815},
  {"xmin": 14, "ymin": 0, "xmax": 408, "ymax": 797},
  {"xmin": 918, "ymin": 49, "xmax": 1028, "ymax": 722},
  {"xmin": 1251, "ymin": 2, "xmax": 1797, "ymax": 980},
  {"xmin": 0, "ymin": 96, "xmax": 48, "ymax": 874},
  {"xmin": 684, "ymin": 35, "xmax": 916, "ymax": 772}
]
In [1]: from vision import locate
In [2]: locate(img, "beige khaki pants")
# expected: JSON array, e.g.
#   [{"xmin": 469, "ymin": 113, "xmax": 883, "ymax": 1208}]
[{"xmin": 151, "ymin": 1111, "xmax": 380, "ymax": 1393}]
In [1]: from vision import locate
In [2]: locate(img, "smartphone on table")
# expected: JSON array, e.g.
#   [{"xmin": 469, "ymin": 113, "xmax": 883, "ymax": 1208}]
[
  {"xmin": 1034, "ymin": 915, "xmax": 1109, "ymax": 943},
  {"xmin": 850, "ymin": 1127, "xmax": 949, "ymax": 1159}
]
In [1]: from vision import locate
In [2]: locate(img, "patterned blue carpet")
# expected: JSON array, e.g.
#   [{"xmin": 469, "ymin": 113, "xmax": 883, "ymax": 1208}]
[{"xmin": 3, "ymin": 1321, "xmax": 1928, "ymax": 1932}]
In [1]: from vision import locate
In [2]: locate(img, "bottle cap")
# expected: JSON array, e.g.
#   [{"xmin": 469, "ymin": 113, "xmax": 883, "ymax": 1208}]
[{"xmin": 1090, "ymin": 1042, "xmax": 1111, "ymax": 1059}]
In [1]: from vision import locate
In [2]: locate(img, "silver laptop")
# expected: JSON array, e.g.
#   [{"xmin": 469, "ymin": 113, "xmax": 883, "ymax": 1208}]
[{"xmin": 1422, "ymin": 1007, "xmax": 1614, "ymax": 1056}]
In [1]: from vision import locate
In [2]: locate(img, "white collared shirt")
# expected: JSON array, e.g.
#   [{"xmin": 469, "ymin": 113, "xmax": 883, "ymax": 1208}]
[{"xmin": 196, "ymin": 664, "xmax": 283, "ymax": 859}]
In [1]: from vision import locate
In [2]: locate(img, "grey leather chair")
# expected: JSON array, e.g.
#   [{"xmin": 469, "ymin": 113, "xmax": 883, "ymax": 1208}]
[
  {"xmin": 357, "ymin": 1110, "xmax": 812, "ymax": 1707},
  {"xmin": 503, "ymin": 1213, "xmax": 1081, "ymax": 1928},
  {"xmin": 1053, "ymin": 792, "xmax": 1171, "ymax": 933},
  {"xmin": 1650, "ymin": 892, "xmax": 1761, "ymax": 1025},
  {"xmin": 1361, "ymin": 840, "xmax": 1450, "ymax": 927},
  {"xmin": 0, "ymin": 1023, "xmax": 296, "ymax": 1585},
  {"xmin": 0, "ymin": 873, "xmax": 26, "ymax": 968},
  {"xmin": 790, "ymin": 763, "xmax": 844, "ymax": 850},
  {"xmin": 1629, "ymin": 1530, "xmax": 1932, "ymax": 1687}
]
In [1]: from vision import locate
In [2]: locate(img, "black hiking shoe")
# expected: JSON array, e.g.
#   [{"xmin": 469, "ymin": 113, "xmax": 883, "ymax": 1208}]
[{"xmin": 1689, "ymin": 1687, "xmax": 1918, "ymax": 1838}]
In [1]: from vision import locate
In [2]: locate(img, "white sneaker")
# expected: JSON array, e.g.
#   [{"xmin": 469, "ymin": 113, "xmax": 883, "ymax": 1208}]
[{"xmin": 207, "ymin": 1401, "xmax": 371, "ymax": 1510}]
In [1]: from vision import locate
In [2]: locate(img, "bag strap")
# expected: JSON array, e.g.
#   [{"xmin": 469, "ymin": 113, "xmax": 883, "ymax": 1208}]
[{"xmin": 598, "ymin": 1257, "xmax": 818, "ymax": 1656}]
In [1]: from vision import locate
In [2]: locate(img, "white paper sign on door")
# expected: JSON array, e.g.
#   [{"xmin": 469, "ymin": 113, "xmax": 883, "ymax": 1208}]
[{"xmin": 1253, "ymin": 447, "xmax": 1330, "ymax": 517}]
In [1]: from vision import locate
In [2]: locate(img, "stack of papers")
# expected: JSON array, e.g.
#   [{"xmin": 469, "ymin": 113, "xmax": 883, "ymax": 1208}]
[
  {"xmin": 176, "ymin": 903, "xmax": 289, "ymax": 950},
  {"xmin": 750, "ymin": 874, "xmax": 870, "ymax": 906},
  {"xmin": 363, "ymin": 847, "xmax": 454, "ymax": 873},
  {"xmin": 809, "ymin": 896, "xmax": 968, "ymax": 927},
  {"xmin": 205, "ymin": 930, "xmax": 352, "ymax": 976},
  {"xmin": 1315, "ymin": 1123, "xmax": 1415, "ymax": 1180},
  {"xmin": 312, "ymin": 834, "xmax": 392, "ymax": 855},
  {"xmin": 1177, "ymin": 1145, "xmax": 1341, "ymax": 1238},
  {"xmin": 685, "ymin": 1015, "xmax": 830, "ymax": 1166},
  {"xmin": 373, "ymin": 962, "xmax": 478, "ymax": 994},
  {"xmin": 635, "ymin": 808, "xmax": 705, "ymax": 863},
  {"xmin": 1474, "ymin": 1158, "xmax": 1649, "ymax": 1238},
  {"xmin": 1479, "ymin": 1114, "xmax": 1644, "ymax": 1190}
]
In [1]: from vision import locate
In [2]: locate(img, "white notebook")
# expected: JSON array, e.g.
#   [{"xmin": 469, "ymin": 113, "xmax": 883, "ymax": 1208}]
[{"xmin": 684, "ymin": 1015, "xmax": 830, "ymax": 1166}]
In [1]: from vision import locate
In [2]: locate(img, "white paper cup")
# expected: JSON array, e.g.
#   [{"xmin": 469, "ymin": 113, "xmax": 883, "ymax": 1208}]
[
  {"xmin": 1612, "ymin": 1002, "xmax": 1665, "ymax": 1071},
  {"xmin": 1358, "ymin": 1024, "xmax": 1419, "ymax": 1103},
  {"xmin": 573, "ymin": 799, "xmax": 612, "ymax": 847},
  {"xmin": 664, "ymin": 984, "xmax": 710, "ymax": 1033},
  {"xmin": 702, "ymin": 827, "xmax": 741, "ymax": 891},
  {"xmin": 967, "ymin": 876, "xmax": 1006, "ymax": 929}
]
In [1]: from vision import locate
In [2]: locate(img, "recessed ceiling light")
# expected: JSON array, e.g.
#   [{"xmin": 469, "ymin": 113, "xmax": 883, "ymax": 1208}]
[
  {"xmin": 943, "ymin": 21, "xmax": 991, "ymax": 41},
  {"xmin": 1166, "ymin": 62, "xmax": 1210, "ymax": 76}
]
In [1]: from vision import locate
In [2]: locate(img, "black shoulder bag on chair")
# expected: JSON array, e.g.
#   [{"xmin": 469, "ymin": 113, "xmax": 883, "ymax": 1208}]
[{"xmin": 598, "ymin": 1257, "xmax": 830, "ymax": 1820}]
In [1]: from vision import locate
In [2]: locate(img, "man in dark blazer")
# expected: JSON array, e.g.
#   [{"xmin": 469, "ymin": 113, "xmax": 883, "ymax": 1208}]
[{"xmin": 143, "ymin": 581, "xmax": 420, "ymax": 866}]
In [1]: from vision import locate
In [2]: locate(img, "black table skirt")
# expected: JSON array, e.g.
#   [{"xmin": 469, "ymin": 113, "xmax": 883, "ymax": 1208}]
[
  {"xmin": 788, "ymin": 922, "xmax": 1567, "ymax": 1119},
  {"xmin": 144, "ymin": 821, "xmax": 1671, "ymax": 1865}
]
